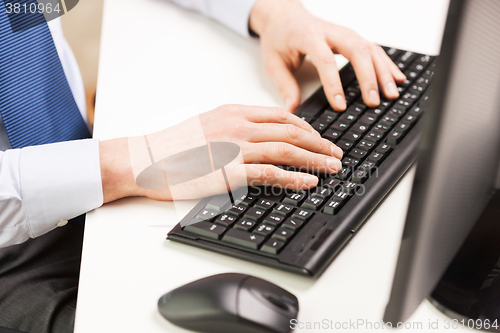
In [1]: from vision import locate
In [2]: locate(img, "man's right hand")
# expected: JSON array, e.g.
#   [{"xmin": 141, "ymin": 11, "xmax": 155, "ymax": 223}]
[{"xmin": 99, "ymin": 105, "xmax": 342, "ymax": 203}]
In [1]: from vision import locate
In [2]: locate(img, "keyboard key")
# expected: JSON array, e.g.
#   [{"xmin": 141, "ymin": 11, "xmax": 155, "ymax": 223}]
[
  {"xmin": 254, "ymin": 223, "xmax": 275, "ymax": 237},
  {"xmin": 272, "ymin": 227, "xmax": 295, "ymax": 241},
  {"xmin": 205, "ymin": 194, "xmax": 232, "ymax": 213},
  {"xmin": 323, "ymin": 199, "xmax": 343, "ymax": 215},
  {"xmin": 366, "ymin": 107, "xmax": 385, "ymax": 117},
  {"xmin": 227, "ymin": 204, "xmax": 247, "ymax": 217},
  {"xmin": 299, "ymin": 114, "xmax": 313, "ymax": 123},
  {"xmin": 379, "ymin": 98, "xmax": 393, "ymax": 111},
  {"xmin": 323, "ymin": 128, "xmax": 343, "ymax": 142},
  {"xmin": 263, "ymin": 213, "xmax": 286, "ymax": 226},
  {"xmin": 376, "ymin": 143, "xmax": 393, "ymax": 154},
  {"xmin": 345, "ymin": 88, "xmax": 360, "ymax": 104},
  {"xmin": 331, "ymin": 120, "xmax": 350, "ymax": 132},
  {"xmin": 235, "ymin": 219, "xmax": 257, "ymax": 231},
  {"xmin": 311, "ymin": 186, "xmax": 333, "ymax": 199},
  {"xmin": 368, "ymin": 151, "xmax": 385, "ymax": 165},
  {"xmin": 255, "ymin": 199, "xmax": 275, "ymax": 210},
  {"xmin": 260, "ymin": 239, "xmax": 285, "ymax": 255},
  {"xmin": 184, "ymin": 221, "xmax": 226, "ymax": 240},
  {"xmin": 409, "ymin": 106, "xmax": 424, "ymax": 118},
  {"xmin": 282, "ymin": 217, "xmax": 305, "ymax": 230},
  {"xmin": 311, "ymin": 120, "xmax": 329, "ymax": 133},
  {"xmin": 235, "ymin": 194, "xmax": 257, "ymax": 206},
  {"xmin": 335, "ymin": 167, "xmax": 352, "ymax": 180},
  {"xmin": 382, "ymin": 114, "xmax": 398, "ymax": 125},
  {"xmin": 341, "ymin": 181, "xmax": 357, "ymax": 194},
  {"xmin": 349, "ymin": 148, "xmax": 367, "ymax": 160},
  {"xmin": 196, "ymin": 209, "xmax": 218, "ymax": 221},
  {"xmin": 282, "ymin": 192, "xmax": 306, "ymax": 206},
  {"xmin": 322, "ymin": 177, "xmax": 342, "ymax": 190},
  {"xmin": 301, "ymin": 197, "xmax": 324, "ymax": 211},
  {"xmin": 356, "ymin": 140, "xmax": 375, "ymax": 152},
  {"xmin": 333, "ymin": 189, "xmax": 351, "ymax": 202},
  {"xmin": 292, "ymin": 208, "xmax": 314, "ymax": 221},
  {"xmin": 402, "ymin": 113, "xmax": 417, "ymax": 125},
  {"xmin": 384, "ymin": 47, "xmax": 402, "ymax": 60},
  {"xmin": 373, "ymin": 121, "xmax": 392, "ymax": 134},
  {"xmin": 346, "ymin": 103, "xmax": 366, "ymax": 114},
  {"xmin": 222, "ymin": 229, "xmax": 265, "ymax": 249},
  {"xmin": 358, "ymin": 114, "xmax": 377, "ymax": 126},
  {"xmin": 336, "ymin": 139, "xmax": 354, "ymax": 152},
  {"xmin": 386, "ymin": 130, "xmax": 404, "ymax": 145},
  {"xmin": 351, "ymin": 168, "xmax": 370, "ymax": 184},
  {"xmin": 342, "ymin": 157, "xmax": 360, "ymax": 168},
  {"xmin": 243, "ymin": 207, "xmax": 267, "ymax": 221},
  {"xmin": 272, "ymin": 203, "xmax": 295, "ymax": 217},
  {"xmin": 214, "ymin": 213, "xmax": 237, "ymax": 227},
  {"xmin": 395, "ymin": 121, "xmax": 411, "ymax": 133},
  {"xmin": 365, "ymin": 131, "xmax": 383, "ymax": 143},
  {"xmin": 339, "ymin": 112, "xmax": 357, "ymax": 123},
  {"xmin": 318, "ymin": 110, "xmax": 339, "ymax": 124},
  {"xmin": 351, "ymin": 122, "xmax": 370, "ymax": 134},
  {"xmin": 343, "ymin": 131, "xmax": 362, "ymax": 143}
]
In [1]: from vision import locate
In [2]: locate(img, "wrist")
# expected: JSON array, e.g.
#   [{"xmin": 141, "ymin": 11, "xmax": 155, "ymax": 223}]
[
  {"xmin": 249, "ymin": 0, "xmax": 303, "ymax": 36},
  {"xmin": 99, "ymin": 138, "xmax": 144, "ymax": 203}
]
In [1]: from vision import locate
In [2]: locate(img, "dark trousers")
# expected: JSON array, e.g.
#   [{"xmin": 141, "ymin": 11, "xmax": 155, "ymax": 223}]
[{"xmin": 0, "ymin": 216, "xmax": 84, "ymax": 333}]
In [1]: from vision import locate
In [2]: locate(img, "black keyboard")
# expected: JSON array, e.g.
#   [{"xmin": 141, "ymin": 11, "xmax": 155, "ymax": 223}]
[{"xmin": 167, "ymin": 47, "xmax": 437, "ymax": 277}]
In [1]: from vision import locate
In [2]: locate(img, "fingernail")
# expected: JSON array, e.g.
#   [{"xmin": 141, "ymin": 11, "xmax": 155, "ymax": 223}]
[
  {"xmin": 327, "ymin": 158, "xmax": 342, "ymax": 172},
  {"xmin": 386, "ymin": 82, "xmax": 398, "ymax": 97},
  {"xmin": 331, "ymin": 144, "xmax": 343, "ymax": 159},
  {"xmin": 302, "ymin": 174, "xmax": 318, "ymax": 187},
  {"xmin": 369, "ymin": 89, "xmax": 380, "ymax": 105},
  {"xmin": 334, "ymin": 94, "xmax": 346, "ymax": 111}
]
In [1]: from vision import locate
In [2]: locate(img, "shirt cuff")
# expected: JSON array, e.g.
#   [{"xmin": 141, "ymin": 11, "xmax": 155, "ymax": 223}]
[
  {"xmin": 20, "ymin": 138, "xmax": 103, "ymax": 238},
  {"xmin": 205, "ymin": 0, "xmax": 258, "ymax": 37}
]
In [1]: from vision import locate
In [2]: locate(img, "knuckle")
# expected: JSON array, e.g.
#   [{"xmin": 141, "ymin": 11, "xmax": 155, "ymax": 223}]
[
  {"xmin": 354, "ymin": 43, "xmax": 371, "ymax": 56},
  {"xmin": 285, "ymin": 124, "xmax": 300, "ymax": 141},
  {"xmin": 277, "ymin": 143, "xmax": 294, "ymax": 160},
  {"xmin": 261, "ymin": 166, "xmax": 275, "ymax": 182},
  {"xmin": 271, "ymin": 107, "xmax": 289, "ymax": 122},
  {"xmin": 321, "ymin": 139, "xmax": 332, "ymax": 153}
]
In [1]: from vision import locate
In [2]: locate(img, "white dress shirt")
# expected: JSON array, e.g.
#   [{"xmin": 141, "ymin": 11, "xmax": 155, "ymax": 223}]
[{"xmin": 0, "ymin": 0, "xmax": 257, "ymax": 248}]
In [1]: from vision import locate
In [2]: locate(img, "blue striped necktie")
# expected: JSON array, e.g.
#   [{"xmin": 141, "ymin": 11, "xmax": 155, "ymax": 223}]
[{"xmin": 0, "ymin": 1, "xmax": 91, "ymax": 149}]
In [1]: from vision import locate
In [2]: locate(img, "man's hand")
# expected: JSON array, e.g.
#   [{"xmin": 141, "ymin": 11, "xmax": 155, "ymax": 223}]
[
  {"xmin": 99, "ymin": 105, "xmax": 343, "ymax": 203},
  {"xmin": 249, "ymin": 0, "xmax": 406, "ymax": 112}
]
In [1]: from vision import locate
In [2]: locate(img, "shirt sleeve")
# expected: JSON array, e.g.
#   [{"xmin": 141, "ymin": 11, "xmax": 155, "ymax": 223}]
[
  {"xmin": 166, "ymin": 0, "xmax": 258, "ymax": 37},
  {"xmin": 0, "ymin": 139, "xmax": 103, "ymax": 248}
]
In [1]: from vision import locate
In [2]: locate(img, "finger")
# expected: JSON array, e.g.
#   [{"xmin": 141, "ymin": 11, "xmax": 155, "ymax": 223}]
[
  {"xmin": 247, "ymin": 123, "xmax": 343, "ymax": 159},
  {"xmin": 243, "ymin": 106, "xmax": 317, "ymax": 135},
  {"xmin": 347, "ymin": 45, "xmax": 380, "ymax": 107},
  {"xmin": 264, "ymin": 52, "xmax": 301, "ymax": 112},
  {"xmin": 372, "ymin": 47, "xmax": 399, "ymax": 99},
  {"xmin": 388, "ymin": 57, "xmax": 407, "ymax": 82},
  {"xmin": 245, "ymin": 164, "xmax": 318, "ymax": 190},
  {"xmin": 307, "ymin": 41, "xmax": 346, "ymax": 111},
  {"xmin": 244, "ymin": 142, "xmax": 342, "ymax": 174}
]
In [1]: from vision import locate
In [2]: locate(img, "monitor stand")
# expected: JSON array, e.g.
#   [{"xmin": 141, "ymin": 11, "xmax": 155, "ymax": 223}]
[{"xmin": 428, "ymin": 189, "xmax": 500, "ymax": 331}]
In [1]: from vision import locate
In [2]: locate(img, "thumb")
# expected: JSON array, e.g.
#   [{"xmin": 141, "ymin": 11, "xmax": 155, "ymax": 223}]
[{"xmin": 264, "ymin": 53, "xmax": 301, "ymax": 112}]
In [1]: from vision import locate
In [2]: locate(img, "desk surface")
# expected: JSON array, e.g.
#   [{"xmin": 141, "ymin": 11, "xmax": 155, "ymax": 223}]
[{"xmin": 75, "ymin": 1, "xmax": 455, "ymax": 332}]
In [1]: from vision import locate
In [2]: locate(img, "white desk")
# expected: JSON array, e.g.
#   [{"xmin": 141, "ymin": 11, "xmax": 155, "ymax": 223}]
[{"xmin": 75, "ymin": 1, "xmax": 459, "ymax": 332}]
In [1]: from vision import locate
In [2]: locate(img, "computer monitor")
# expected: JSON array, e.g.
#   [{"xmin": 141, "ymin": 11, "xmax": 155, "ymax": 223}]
[{"xmin": 384, "ymin": 0, "xmax": 500, "ymax": 326}]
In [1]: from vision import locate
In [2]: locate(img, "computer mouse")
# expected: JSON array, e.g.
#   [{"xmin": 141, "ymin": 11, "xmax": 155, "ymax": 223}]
[{"xmin": 158, "ymin": 273, "xmax": 299, "ymax": 333}]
